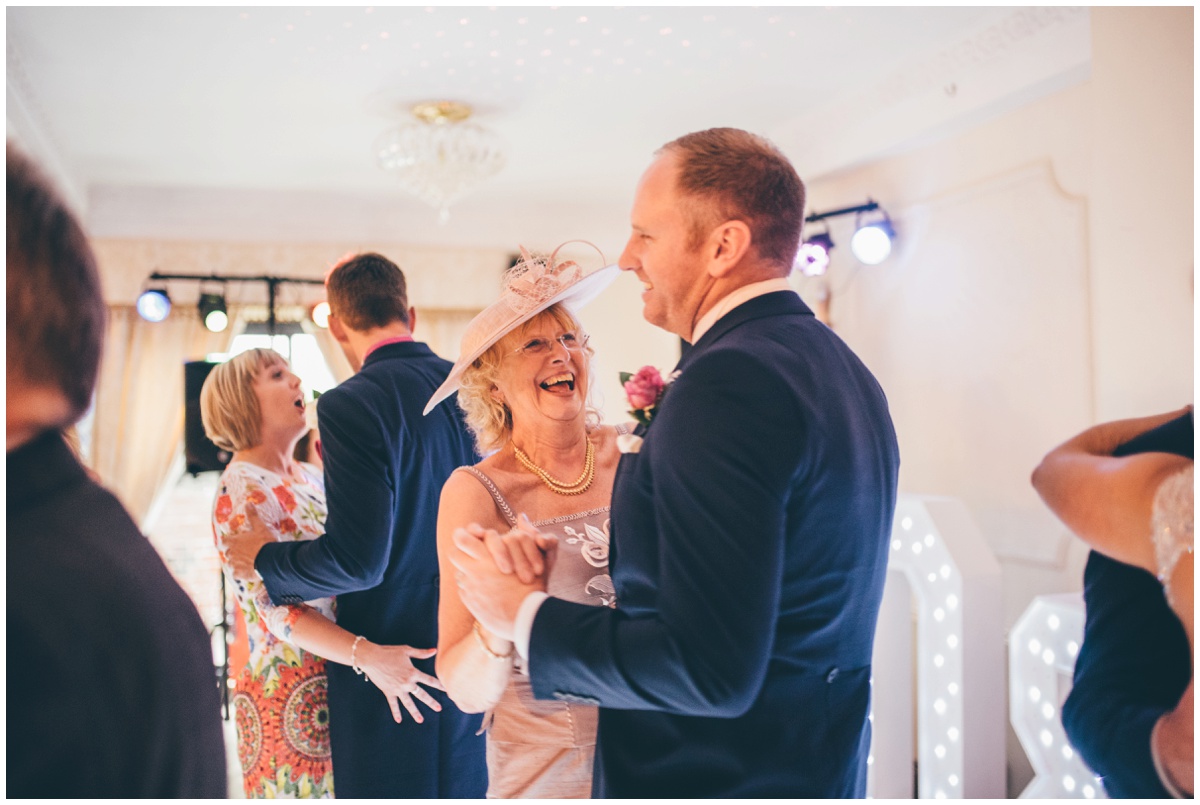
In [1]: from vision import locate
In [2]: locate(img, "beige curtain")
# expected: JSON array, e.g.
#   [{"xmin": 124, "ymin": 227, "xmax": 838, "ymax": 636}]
[
  {"xmin": 303, "ymin": 308, "xmax": 479, "ymax": 383},
  {"xmin": 416, "ymin": 308, "xmax": 479, "ymax": 362},
  {"xmin": 92, "ymin": 305, "xmax": 238, "ymax": 524},
  {"xmin": 304, "ymin": 321, "xmax": 354, "ymax": 385}
]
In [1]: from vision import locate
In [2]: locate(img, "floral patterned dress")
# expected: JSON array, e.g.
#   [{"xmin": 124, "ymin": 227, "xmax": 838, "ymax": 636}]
[{"xmin": 212, "ymin": 460, "xmax": 335, "ymax": 798}]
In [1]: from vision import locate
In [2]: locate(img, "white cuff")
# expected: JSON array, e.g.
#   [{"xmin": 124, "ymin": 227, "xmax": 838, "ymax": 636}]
[{"xmin": 514, "ymin": 591, "xmax": 549, "ymax": 661}]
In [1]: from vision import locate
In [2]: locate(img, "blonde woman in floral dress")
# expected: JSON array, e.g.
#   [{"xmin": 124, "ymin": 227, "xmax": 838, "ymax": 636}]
[{"xmin": 204, "ymin": 349, "xmax": 445, "ymax": 798}]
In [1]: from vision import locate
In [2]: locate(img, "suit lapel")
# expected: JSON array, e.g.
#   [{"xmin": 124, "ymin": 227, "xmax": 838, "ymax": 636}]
[
  {"xmin": 677, "ymin": 290, "xmax": 812, "ymax": 375},
  {"xmin": 611, "ymin": 290, "xmax": 813, "ymax": 568}
]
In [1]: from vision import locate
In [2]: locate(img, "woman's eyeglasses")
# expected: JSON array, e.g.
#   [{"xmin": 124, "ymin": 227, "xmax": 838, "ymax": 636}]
[{"xmin": 512, "ymin": 332, "xmax": 590, "ymax": 357}]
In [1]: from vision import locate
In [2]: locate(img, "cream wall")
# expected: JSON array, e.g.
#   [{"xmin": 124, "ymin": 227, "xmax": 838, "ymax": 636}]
[{"xmin": 791, "ymin": 7, "xmax": 1191, "ymax": 793}]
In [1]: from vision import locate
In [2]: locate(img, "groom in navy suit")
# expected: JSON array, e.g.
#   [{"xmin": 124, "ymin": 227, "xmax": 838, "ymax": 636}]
[{"xmin": 454, "ymin": 128, "xmax": 900, "ymax": 796}]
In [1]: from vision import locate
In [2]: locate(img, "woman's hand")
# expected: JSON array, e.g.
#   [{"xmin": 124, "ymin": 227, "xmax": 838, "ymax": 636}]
[
  {"xmin": 355, "ymin": 641, "xmax": 446, "ymax": 724},
  {"xmin": 451, "ymin": 519, "xmax": 552, "ymax": 641},
  {"xmin": 1154, "ymin": 680, "xmax": 1194, "ymax": 796},
  {"xmin": 480, "ymin": 514, "xmax": 559, "ymax": 584}
]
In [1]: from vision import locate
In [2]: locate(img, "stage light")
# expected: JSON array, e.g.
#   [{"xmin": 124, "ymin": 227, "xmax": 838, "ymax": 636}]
[
  {"xmin": 851, "ymin": 214, "xmax": 895, "ymax": 265},
  {"xmin": 136, "ymin": 288, "xmax": 171, "ymax": 323},
  {"xmin": 796, "ymin": 231, "xmax": 835, "ymax": 277},
  {"xmin": 199, "ymin": 292, "xmax": 228, "ymax": 333},
  {"xmin": 310, "ymin": 301, "xmax": 331, "ymax": 329}
]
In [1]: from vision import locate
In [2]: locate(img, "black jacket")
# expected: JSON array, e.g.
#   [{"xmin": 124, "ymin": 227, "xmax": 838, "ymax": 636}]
[{"xmin": 7, "ymin": 431, "xmax": 227, "ymax": 797}]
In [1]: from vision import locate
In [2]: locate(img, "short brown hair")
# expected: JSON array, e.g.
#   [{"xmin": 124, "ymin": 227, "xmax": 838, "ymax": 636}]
[
  {"xmin": 6, "ymin": 143, "xmax": 107, "ymax": 423},
  {"xmin": 457, "ymin": 305, "xmax": 599, "ymax": 454},
  {"xmin": 326, "ymin": 252, "xmax": 410, "ymax": 331},
  {"xmin": 660, "ymin": 128, "xmax": 806, "ymax": 269},
  {"xmin": 200, "ymin": 348, "xmax": 286, "ymax": 452}
]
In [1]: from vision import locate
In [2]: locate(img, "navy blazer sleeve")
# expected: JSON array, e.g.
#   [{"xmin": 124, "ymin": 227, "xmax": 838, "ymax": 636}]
[
  {"xmin": 1060, "ymin": 411, "xmax": 1192, "ymax": 798},
  {"xmin": 255, "ymin": 384, "xmax": 397, "ymax": 604},
  {"xmin": 529, "ymin": 348, "xmax": 808, "ymax": 715}
]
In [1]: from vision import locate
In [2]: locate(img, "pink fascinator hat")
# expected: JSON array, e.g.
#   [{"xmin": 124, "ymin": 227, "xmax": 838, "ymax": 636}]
[{"xmin": 423, "ymin": 240, "xmax": 619, "ymax": 415}]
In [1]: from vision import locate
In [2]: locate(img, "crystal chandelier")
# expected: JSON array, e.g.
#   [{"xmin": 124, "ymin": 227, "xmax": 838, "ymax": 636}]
[{"xmin": 375, "ymin": 100, "xmax": 506, "ymax": 223}]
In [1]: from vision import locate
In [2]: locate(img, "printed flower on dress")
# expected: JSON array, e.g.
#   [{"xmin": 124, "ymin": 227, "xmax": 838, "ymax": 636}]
[
  {"xmin": 277, "ymin": 517, "xmax": 299, "ymax": 536},
  {"xmin": 273, "ymin": 484, "xmax": 296, "ymax": 511},
  {"xmin": 563, "ymin": 520, "xmax": 610, "ymax": 568},
  {"xmin": 620, "ymin": 366, "xmax": 679, "ymax": 427},
  {"xmin": 247, "ymin": 488, "xmax": 268, "ymax": 505},
  {"xmin": 215, "ymin": 494, "xmax": 233, "ymax": 524}
]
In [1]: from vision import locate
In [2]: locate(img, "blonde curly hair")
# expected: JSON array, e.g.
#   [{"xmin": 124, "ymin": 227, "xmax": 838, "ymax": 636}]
[{"xmin": 457, "ymin": 303, "xmax": 600, "ymax": 454}]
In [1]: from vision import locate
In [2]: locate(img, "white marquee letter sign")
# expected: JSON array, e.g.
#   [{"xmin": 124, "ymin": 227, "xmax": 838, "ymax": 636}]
[
  {"xmin": 869, "ymin": 495, "xmax": 1006, "ymax": 798},
  {"xmin": 1009, "ymin": 593, "xmax": 1105, "ymax": 799}
]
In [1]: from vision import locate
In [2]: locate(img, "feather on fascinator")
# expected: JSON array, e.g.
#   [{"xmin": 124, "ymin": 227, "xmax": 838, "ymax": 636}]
[{"xmin": 423, "ymin": 241, "xmax": 618, "ymax": 415}]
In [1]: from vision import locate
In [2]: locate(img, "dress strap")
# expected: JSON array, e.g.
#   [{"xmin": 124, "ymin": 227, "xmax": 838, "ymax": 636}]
[{"xmin": 456, "ymin": 466, "xmax": 518, "ymax": 528}]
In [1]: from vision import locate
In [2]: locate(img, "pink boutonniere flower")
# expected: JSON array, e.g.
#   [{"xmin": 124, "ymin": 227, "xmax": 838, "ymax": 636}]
[{"xmin": 620, "ymin": 366, "xmax": 677, "ymax": 427}]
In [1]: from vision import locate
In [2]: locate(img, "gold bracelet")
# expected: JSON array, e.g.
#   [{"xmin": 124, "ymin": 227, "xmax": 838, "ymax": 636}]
[
  {"xmin": 350, "ymin": 634, "xmax": 370, "ymax": 681},
  {"xmin": 473, "ymin": 621, "xmax": 513, "ymax": 661}
]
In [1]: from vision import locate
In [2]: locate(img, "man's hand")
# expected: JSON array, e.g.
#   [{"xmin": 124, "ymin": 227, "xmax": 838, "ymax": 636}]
[
  {"xmin": 355, "ymin": 642, "xmax": 446, "ymax": 725},
  {"xmin": 483, "ymin": 513, "xmax": 558, "ymax": 584},
  {"xmin": 450, "ymin": 517, "xmax": 552, "ymax": 641},
  {"xmin": 223, "ymin": 504, "xmax": 274, "ymax": 581}
]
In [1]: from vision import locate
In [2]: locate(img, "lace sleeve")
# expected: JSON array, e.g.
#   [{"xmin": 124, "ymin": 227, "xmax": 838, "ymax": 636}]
[{"xmin": 1151, "ymin": 463, "xmax": 1194, "ymax": 605}]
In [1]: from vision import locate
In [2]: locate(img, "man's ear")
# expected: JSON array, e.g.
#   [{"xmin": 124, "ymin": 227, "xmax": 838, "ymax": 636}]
[
  {"xmin": 705, "ymin": 220, "xmax": 753, "ymax": 279},
  {"xmin": 407, "ymin": 306, "xmax": 417, "ymax": 335},
  {"xmin": 328, "ymin": 314, "xmax": 350, "ymax": 344}
]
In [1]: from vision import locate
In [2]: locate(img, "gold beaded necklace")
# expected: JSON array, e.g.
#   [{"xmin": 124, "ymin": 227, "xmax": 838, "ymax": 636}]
[{"xmin": 512, "ymin": 439, "xmax": 596, "ymax": 496}]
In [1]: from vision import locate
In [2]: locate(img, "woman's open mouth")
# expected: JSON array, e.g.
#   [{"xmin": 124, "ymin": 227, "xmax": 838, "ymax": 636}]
[{"xmin": 539, "ymin": 372, "xmax": 576, "ymax": 392}]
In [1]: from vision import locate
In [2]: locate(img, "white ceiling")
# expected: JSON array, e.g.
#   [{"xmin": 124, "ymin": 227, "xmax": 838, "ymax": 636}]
[{"xmin": 6, "ymin": 6, "xmax": 1091, "ymax": 250}]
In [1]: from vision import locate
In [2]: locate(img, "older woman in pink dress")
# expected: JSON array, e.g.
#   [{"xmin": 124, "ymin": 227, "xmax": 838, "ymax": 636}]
[{"xmin": 426, "ymin": 246, "xmax": 625, "ymax": 798}]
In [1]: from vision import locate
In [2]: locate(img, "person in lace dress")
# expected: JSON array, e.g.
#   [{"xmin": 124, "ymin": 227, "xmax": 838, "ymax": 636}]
[
  {"xmin": 203, "ymin": 348, "xmax": 450, "ymax": 798},
  {"xmin": 425, "ymin": 246, "xmax": 621, "ymax": 798},
  {"xmin": 1033, "ymin": 407, "xmax": 1194, "ymax": 797}
]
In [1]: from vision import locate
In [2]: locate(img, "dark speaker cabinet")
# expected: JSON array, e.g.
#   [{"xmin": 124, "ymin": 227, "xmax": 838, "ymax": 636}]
[{"xmin": 184, "ymin": 360, "xmax": 232, "ymax": 475}]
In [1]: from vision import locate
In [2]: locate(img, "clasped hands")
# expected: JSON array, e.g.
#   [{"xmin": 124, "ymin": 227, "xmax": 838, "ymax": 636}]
[{"xmin": 451, "ymin": 513, "xmax": 557, "ymax": 643}]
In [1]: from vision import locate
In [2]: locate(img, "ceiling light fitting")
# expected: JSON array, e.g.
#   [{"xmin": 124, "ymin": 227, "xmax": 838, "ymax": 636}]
[
  {"xmin": 375, "ymin": 100, "xmax": 506, "ymax": 224},
  {"xmin": 850, "ymin": 212, "xmax": 896, "ymax": 266},
  {"xmin": 798, "ymin": 200, "xmax": 896, "ymax": 273},
  {"xmin": 796, "ymin": 229, "xmax": 834, "ymax": 277},
  {"xmin": 199, "ymin": 289, "xmax": 229, "ymax": 333},
  {"xmin": 136, "ymin": 285, "xmax": 172, "ymax": 323},
  {"xmin": 309, "ymin": 301, "xmax": 331, "ymax": 329}
]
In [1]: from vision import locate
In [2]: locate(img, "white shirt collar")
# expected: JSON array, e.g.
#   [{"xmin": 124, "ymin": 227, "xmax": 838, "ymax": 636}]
[{"xmin": 689, "ymin": 278, "xmax": 794, "ymax": 344}]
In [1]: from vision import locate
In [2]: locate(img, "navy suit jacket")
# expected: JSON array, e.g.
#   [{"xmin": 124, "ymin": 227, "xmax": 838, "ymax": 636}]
[
  {"xmin": 1061, "ymin": 411, "xmax": 1192, "ymax": 798},
  {"xmin": 529, "ymin": 291, "xmax": 900, "ymax": 797},
  {"xmin": 255, "ymin": 341, "xmax": 486, "ymax": 797}
]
